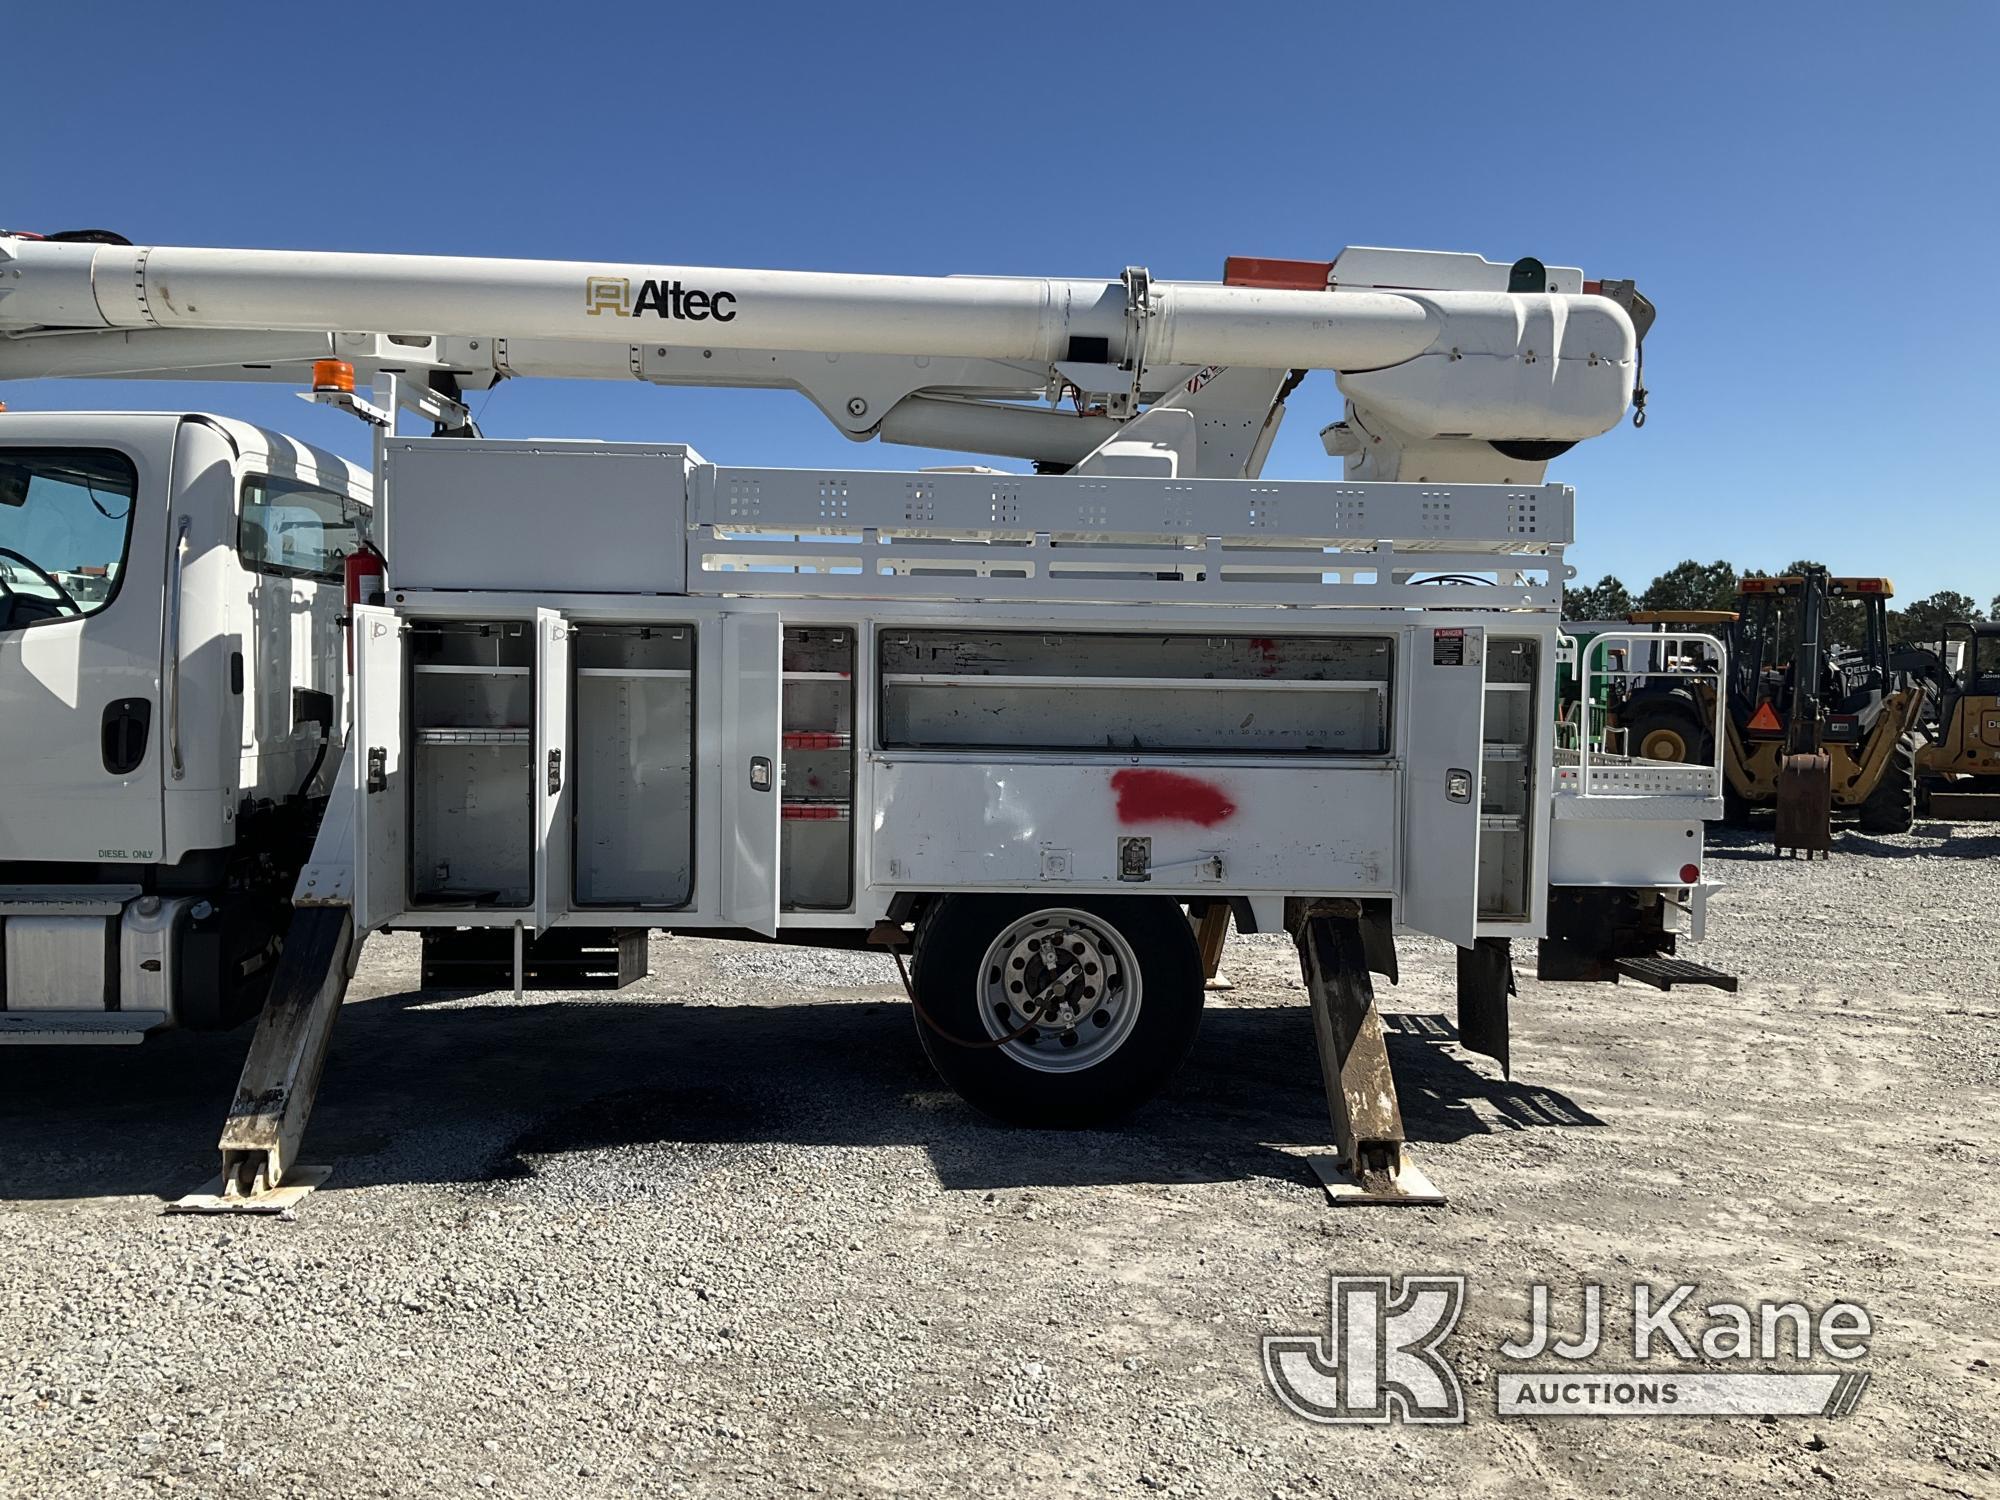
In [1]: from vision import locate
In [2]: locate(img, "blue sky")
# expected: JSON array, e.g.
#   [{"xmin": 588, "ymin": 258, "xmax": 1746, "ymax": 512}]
[{"xmin": 7, "ymin": 3, "xmax": 1995, "ymax": 605}]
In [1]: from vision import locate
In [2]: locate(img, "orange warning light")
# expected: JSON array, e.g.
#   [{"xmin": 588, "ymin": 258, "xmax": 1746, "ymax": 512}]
[{"xmin": 311, "ymin": 359, "xmax": 356, "ymax": 393}]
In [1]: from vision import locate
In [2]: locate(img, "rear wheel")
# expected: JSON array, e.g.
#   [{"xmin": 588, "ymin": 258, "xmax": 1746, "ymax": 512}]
[
  {"xmin": 908, "ymin": 895, "xmax": 1203, "ymax": 1128},
  {"xmin": 1857, "ymin": 731, "xmax": 1919, "ymax": 833}
]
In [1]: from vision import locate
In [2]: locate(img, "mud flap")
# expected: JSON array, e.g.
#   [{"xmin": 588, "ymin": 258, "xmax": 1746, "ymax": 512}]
[
  {"xmin": 1775, "ymin": 751, "xmax": 1832, "ymax": 857},
  {"xmin": 1358, "ymin": 899, "xmax": 1400, "ymax": 985},
  {"xmin": 1455, "ymin": 937, "xmax": 1514, "ymax": 1078}
]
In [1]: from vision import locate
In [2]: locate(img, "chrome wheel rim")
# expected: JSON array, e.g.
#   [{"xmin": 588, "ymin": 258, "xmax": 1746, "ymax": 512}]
[{"xmin": 977, "ymin": 908, "xmax": 1143, "ymax": 1074}]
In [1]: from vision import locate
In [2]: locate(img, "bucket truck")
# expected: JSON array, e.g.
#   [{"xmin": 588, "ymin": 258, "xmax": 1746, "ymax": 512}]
[{"xmin": 0, "ymin": 230, "xmax": 1727, "ymax": 1207}]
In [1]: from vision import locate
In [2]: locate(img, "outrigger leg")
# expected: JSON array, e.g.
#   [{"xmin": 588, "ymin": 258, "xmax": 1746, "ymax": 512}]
[
  {"xmin": 170, "ymin": 757, "xmax": 361, "ymax": 1214},
  {"xmin": 1192, "ymin": 900, "xmax": 1234, "ymax": 991},
  {"xmin": 1289, "ymin": 899, "xmax": 1443, "ymax": 1206}
]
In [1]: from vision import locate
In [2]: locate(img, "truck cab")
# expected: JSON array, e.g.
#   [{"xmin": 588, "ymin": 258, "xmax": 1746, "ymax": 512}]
[{"xmin": 0, "ymin": 411, "xmax": 369, "ymax": 1041}]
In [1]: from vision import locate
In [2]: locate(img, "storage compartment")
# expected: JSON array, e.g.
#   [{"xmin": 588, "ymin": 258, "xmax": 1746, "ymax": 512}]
[
  {"xmin": 878, "ymin": 630, "xmax": 1392, "ymax": 754},
  {"xmin": 1478, "ymin": 637, "xmax": 1538, "ymax": 920},
  {"xmin": 571, "ymin": 624, "xmax": 696, "ymax": 908},
  {"xmin": 408, "ymin": 621, "xmax": 534, "ymax": 909},
  {"xmin": 781, "ymin": 627, "xmax": 855, "ymax": 910}
]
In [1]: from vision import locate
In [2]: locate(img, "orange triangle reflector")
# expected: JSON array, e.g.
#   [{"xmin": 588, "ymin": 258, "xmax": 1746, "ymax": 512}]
[{"xmin": 1747, "ymin": 702, "xmax": 1782, "ymax": 732}]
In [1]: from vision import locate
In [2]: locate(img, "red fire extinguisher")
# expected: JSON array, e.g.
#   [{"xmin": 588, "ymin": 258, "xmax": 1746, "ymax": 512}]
[{"xmin": 343, "ymin": 540, "xmax": 386, "ymax": 670}]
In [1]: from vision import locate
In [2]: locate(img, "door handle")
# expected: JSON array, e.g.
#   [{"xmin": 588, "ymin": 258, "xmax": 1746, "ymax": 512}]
[
  {"xmin": 165, "ymin": 516, "xmax": 190, "ymax": 781},
  {"xmin": 749, "ymin": 755, "xmax": 772, "ymax": 793},
  {"xmin": 547, "ymin": 748, "xmax": 564, "ymax": 796},
  {"xmin": 366, "ymin": 746, "xmax": 387, "ymax": 794}
]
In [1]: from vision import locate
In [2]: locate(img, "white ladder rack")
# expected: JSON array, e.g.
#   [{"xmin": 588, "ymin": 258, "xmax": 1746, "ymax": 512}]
[{"xmin": 685, "ymin": 467, "xmax": 1572, "ymax": 609}]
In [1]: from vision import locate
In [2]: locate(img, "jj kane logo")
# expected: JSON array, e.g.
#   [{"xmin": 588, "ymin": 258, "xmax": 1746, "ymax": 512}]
[
  {"xmin": 585, "ymin": 274, "xmax": 737, "ymax": 322},
  {"xmin": 1264, "ymin": 1276, "xmax": 1872, "ymax": 1425},
  {"xmin": 1264, "ymin": 1275, "xmax": 1467, "ymax": 1425}
]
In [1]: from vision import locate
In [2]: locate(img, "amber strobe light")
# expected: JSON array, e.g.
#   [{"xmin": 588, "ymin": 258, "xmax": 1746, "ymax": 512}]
[{"xmin": 311, "ymin": 359, "xmax": 356, "ymax": 393}]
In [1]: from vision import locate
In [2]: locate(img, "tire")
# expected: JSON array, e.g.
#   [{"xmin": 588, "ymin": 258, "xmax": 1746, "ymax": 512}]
[
  {"xmin": 1857, "ymin": 731, "xmax": 1918, "ymax": 834},
  {"xmin": 908, "ymin": 894, "xmax": 1204, "ymax": 1128},
  {"xmin": 1621, "ymin": 700, "xmax": 1711, "ymax": 765}
]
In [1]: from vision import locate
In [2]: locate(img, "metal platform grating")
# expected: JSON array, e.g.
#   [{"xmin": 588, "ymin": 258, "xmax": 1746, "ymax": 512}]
[{"xmin": 1613, "ymin": 956, "xmax": 1739, "ymax": 993}]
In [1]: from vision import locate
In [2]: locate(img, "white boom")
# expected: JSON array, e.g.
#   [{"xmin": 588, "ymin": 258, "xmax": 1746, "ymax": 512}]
[
  {"xmin": 0, "ymin": 235, "xmax": 1648, "ymax": 483},
  {"xmin": 0, "ymin": 239, "xmax": 1441, "ymax": 369}
]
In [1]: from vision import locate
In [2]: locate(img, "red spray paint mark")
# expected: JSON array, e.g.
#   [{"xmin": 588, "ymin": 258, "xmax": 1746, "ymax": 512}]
[
  {"xmin": 1110, "ymin": 769, "xmax": 1237, "ymax": 827},
  {"xmin": 1247, "ymin": 636, "xmax": 1281, "ymax": 677}
]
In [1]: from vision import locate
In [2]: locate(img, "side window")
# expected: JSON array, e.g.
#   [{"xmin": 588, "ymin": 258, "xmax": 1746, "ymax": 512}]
[
  {"xmin": 239, "ymin": 475, "xmax": 364, "ymax": 581},
  {"xmin": 0, "ymin": 447, "xmax": 138, "ymax": 630}
]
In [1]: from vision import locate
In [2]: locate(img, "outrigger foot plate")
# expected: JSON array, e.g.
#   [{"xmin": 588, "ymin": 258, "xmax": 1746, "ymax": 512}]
[
  {"xmin": 167, "ymin": 1164, "xmax": 333, "ymax": 1215},
  {"xmin": 1308, "ymin": 1152, "xmax": 1445, "ymax": 1207}
]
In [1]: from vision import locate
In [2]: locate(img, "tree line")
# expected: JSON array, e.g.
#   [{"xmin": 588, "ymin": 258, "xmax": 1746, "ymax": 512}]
[{"xmin": 1563, "ymin": 559, "xmax": 1993, "ymax": 649}]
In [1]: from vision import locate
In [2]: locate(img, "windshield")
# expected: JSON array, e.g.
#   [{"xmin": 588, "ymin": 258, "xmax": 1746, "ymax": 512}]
[{"xmin": 0, "ymin": 448, "xmax": 138, "ymax": 631}]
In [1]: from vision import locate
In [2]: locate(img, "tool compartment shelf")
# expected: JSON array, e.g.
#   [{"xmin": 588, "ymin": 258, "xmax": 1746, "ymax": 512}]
[
  {"xmin": 407, "ymin": 621, "xmax": 535, "ymax": 909},
  {"xmin": 571, "ymin": 623, "xmax": 696, "ymax": 909},
  {"xmin": 781, "ymin": 628, "xmax": 855, "ymax": 911}
]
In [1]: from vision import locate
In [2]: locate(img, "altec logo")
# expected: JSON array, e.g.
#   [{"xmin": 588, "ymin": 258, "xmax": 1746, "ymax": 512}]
[{"xmin": 586, "ymin": 275, "xmax": 738, "ymax": 322}]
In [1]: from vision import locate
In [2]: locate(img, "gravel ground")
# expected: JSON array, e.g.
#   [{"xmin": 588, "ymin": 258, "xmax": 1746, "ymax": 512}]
[{"xmin": 3, "ymin": 819, "xmax": 1997, "ymax": 1499}]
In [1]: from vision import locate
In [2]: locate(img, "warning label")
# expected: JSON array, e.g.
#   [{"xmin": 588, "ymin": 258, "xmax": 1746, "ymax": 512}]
[{"xmin": 1433, "ymin": 628, "xmax": 1467, "ymax": 666}]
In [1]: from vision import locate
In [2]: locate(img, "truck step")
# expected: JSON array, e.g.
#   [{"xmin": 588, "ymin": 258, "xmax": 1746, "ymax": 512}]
[
  {"xmin": 0, "ymin": 883, "xmax": 142, "ymax": 917},
  {"xmin": 1613, "ymin": 956, "xmax": 1739, "ymax": 993},
  {"xmin": 0, "ymin": 1010, "xmax": 169, "ymax": 1045}
]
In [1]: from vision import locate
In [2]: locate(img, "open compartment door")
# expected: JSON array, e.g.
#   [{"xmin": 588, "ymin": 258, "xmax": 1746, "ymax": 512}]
[
  {"xmin": 720, "ymin": 609, "xmax": 783, "ymax": 936},
  {"xmin": 534, "ymin": 608, "xmax": 572, "ymax": 933},
  {"xmin": 352, "ymin": 604, "xmax": 407, "ymax": 929},
  {"xmin": 1400, "ymin": 624, "xmax": 1486, "ymax": 947}
]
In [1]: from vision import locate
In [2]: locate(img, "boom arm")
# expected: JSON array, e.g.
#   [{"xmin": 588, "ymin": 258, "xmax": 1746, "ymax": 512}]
[{"xmin": 0, "ymin": 235, "xmax": 1647, "ymax": 481}]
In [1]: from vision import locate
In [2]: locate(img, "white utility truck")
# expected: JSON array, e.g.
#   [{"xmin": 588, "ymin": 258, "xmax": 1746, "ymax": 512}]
[{"xmin": 0, "ymin": 231, "xmax": 1727, "ymax": 1205}]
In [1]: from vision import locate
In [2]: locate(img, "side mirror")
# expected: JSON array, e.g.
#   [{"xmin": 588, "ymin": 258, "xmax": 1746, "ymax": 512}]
[{"xmin": 0, "ymin": 460, "xmax": 31, "ymax": 509}]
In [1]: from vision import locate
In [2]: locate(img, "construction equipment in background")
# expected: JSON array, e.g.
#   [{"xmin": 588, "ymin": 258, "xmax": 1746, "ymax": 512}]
[
  {"xmin": 1600, "ymin": 569, "xmax": 1925, "ymax": 851},
  {"xmin": 1769, "ymin": 571, "xmax": 1835, "ymax": 858},
  {"xmin": 1909, "ymin": 620, "xmax": 2000, "ymax": 821}
]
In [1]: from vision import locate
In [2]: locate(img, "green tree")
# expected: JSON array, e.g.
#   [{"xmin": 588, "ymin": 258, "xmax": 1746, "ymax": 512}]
[
  {"xmin": 1890, "ymin": 590, "xmax": 1985, "ymax": 649},
  {"xmin": 1638, "ymin": 559, "xmax": 1739, "ymax": 614},
  {"xmin": 1563, "ymin": 574, "xmax": 1633, "ymax": 621}
]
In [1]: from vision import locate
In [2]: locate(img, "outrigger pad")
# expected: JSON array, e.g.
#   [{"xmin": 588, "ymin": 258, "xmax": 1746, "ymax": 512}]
[
  {"xmin": 166, "ymin": 1164, "xmax": 332, "ymax": 1215},
  {"xmin": 1307, "ymin": 1153, "xmax": 1445, "ymax": 1207}
]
